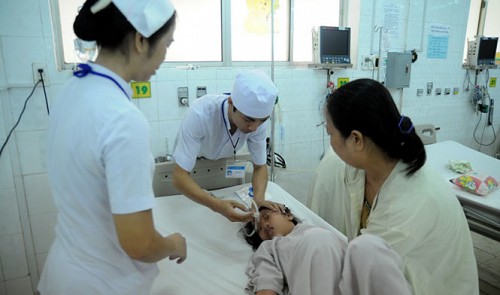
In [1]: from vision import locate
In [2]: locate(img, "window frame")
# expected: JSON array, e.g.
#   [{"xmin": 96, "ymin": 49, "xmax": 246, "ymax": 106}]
[{"xmin": 49, "ymin": 0, "xmax": 352, "ymax": 71}]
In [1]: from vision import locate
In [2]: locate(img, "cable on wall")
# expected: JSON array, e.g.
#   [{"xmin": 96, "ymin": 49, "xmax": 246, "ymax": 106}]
[
  {"xmin": 471, "ymin": 68, "xmax": 497, "ymax": 149},
  {"xmin": 39, "ymin": 69, "xmax": 50, "ymax": 115},
  {"xmin": 0, "ymin": 80, "xmax": 41, "ymax": 159}
]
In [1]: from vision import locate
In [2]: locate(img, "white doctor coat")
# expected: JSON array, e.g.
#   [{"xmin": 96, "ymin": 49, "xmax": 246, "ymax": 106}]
[{"xmin": 172, "ymin": 95, "xmax": 267, "ymax": 172}]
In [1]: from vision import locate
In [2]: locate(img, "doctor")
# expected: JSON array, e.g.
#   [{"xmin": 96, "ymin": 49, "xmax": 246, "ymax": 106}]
[
  {"xmin": 318, "ymin": 78, "xmax": 478, "ymax": 295},
  {"xmin": 38, "ymin": 1, "xmax": 185, "ymax": 295},
  {"xmin": 172, "ymin": 70, "xmax": 280, "ymax": 222}
]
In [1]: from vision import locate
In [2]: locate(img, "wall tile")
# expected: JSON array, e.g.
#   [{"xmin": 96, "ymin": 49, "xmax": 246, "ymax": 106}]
[
  {"xmin": 0, "ymin": 234, "xmax": 28, "ymax": 279},
  {"xmin": 23, "ymin": 173, "xmax": 56, "ymax": 216},
  {"xmin": 187, "ymin": 79, "xmax": 217, "ymax": 99},
  {"xmin": 157, "ymin": 81, "xmax": 191, "ymax": 121},
  {"xmin": 0, "ymin": 41, "xmax": 6, "ymax": 88},
  {"xmin": 156, "ymin": 68, "xmax": 188, "ymax": 82},
  {"xmin": 135, "ymin": 80, "xmax": 159, "ymax": 122},
  {"xmin": 13, "ymin": 130, "xmax": 47, "ymax": 175},
  {"xmin": 29, "ymin": 213, "xmax": 57, "ymax": 254},
  {"xmin": 0, "ymin": 0, "xmax": 42, "ymax": 37},
  {"xmin": 4, "ymin": 276, "xmax": 33, "ymax": 295},
  {"xmin": 149, "ymin": 121, "xmax": 162, "ymax": 158},
  {"xmin": 0, "ymin": 189, "xmax": 21, "ymax": 236},
  {"xmin": 282, "ymin": 110, "xmax": 324, "ymax": 144},
  {"xmin": 215, "ymin": 69, "xmax": 237, "ymax": 81},
  {"xmin": 2, "ymin": 36, "xmax": 46, "ymax": 85},
  {"xmin": 0, "ymin": 91, "xmax": 6, "ymax": 137},
  {"xmin": 187, "ymin": 68, "xmax": 217, "ymax": 81},
  {"xmin": 158, "ymin": 120, "xmax": 183, "ymax": 156},
  {"xmin": 0, "ymin": 153, "xmax": 14, "ymax": 190},
  {"xmin": 8, "ymin": 88, "xmax": 49, "ymax": 133}
]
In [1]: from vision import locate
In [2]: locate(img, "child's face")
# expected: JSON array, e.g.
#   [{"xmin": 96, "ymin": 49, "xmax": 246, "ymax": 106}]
[{"xmin": 257, "ymin": 208, "xmax": 295, "ymax": 240}]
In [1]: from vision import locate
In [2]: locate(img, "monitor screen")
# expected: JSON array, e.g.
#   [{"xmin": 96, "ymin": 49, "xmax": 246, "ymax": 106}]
[
  {"xmin": 319, "ymin": 26, "xmax": 350, "ymax": 63},
  {"xmin": 478, "ymin": 37, "xmax": 498, "ymax": 60}
]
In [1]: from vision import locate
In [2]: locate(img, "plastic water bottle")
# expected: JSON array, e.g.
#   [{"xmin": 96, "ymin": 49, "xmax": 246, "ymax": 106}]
[{"xmin": 236, "ymin": 185, "xmax": 254, "ymax": 208}]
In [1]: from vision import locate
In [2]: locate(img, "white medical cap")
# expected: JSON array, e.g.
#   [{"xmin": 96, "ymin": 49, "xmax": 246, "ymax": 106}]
[
  {"xmin": 231, "ymin": 70, "xmax": 278, "ymax": 118},
  {"xmin": 91, "ymin": 0, "xmax": 175, "ymax": 38}
]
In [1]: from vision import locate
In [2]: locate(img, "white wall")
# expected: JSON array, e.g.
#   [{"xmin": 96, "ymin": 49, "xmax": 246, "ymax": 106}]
[{"xmin": 0, "ymin": 0, "xmax": 499, "ymax": 294}]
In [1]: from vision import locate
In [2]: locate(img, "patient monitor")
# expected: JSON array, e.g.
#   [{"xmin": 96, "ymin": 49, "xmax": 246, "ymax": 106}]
[
  {"xmin": 312, "ymin": 26, "xmax": 351, "ymax": 64},
  {"xmin": 466, "ymin": 36, "xmax": 498, "ymax": 67}
]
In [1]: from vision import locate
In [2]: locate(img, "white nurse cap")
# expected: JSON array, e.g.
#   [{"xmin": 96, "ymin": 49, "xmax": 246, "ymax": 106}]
[
  {"xmin": 231, "ymin": 70, "xmax": 278, "ymax": 119},
  {"xmin": 90, "ymin": 0, "xmax": 175, "ymax": 38}
]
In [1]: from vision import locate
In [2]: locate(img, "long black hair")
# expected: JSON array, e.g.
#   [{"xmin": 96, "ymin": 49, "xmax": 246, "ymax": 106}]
[
  {"xmin": 326, "ymin": 79, "xmax": 425, "ymax": 176},
  {"xmin": 73, "ymin": 0, "xmax": 176, "ymax": 57},
  {"xmin": 241, "ymin": 206, "xmax": 301, "ymax": 251}
]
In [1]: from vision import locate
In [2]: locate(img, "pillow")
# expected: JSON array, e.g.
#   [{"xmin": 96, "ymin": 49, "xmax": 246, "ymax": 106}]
[{"xmin": 450, "ymin": 172, "xmax": 498, "ymax": 196}]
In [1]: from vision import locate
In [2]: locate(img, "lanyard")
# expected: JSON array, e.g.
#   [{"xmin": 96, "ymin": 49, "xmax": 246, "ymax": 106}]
[
  {"xmin": 73, "ymin": 63, "xmax": 130, "ymax": 100},
  {"xmin": 221, "ymin": 99, "xmax": 240, "ymax": 160}
]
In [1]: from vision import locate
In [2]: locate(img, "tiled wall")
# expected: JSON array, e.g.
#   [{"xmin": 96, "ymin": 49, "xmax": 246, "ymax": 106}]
[{"xmin": 1, "ymin": 0, "xmax": 500, "ymax": 294}]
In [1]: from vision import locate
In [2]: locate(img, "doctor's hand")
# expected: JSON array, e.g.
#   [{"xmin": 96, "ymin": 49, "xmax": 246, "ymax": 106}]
[
  {"xmin": 212, "ymin": 198, "xmax": 254, "ymax": 222},
  {"xmin": 166, "ymin": 233, "xmax": 187, "ymax": 264},
  {"xmin": 255, "ymin": 199, "xmax": 285, "ymax": 214}
]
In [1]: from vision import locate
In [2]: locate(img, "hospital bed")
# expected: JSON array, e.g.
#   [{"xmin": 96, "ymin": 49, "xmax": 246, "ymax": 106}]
[
  {"xmin": 150, "ymin": 158, "xmax": 347, "ymax": 294},
  {"xmin": 425, "ymin": 141, "xmax": 500, "ymax": 241}
]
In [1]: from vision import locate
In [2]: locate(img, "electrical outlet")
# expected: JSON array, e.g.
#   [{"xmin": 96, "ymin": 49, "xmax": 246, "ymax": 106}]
[
  {"xmin": 32, "ymin": 63, "xmax": 49, "ymax": 86},
  {"xmin": 196, "ymin": 86, "xmax": 207, "ymax": 98},
  {"xmin": 361, "ymin": 55, "xmax": 377, "ymax": 70},
  {"xmin": 427, "ymin": 82, "xmax": 433, "ymax": 95}
]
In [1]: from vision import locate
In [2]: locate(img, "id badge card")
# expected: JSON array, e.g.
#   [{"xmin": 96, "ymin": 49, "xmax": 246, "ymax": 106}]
[{"xmin": 225, "ymin": 164, "xmax": 246, "ymax": 178}]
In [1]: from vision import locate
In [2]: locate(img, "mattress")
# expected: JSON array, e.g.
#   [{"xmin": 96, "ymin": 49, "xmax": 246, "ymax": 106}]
[
  {"xmin": 151, "ymin": 181, "xmax": 347, "ymax": 294},
  {"xmin": 425, "ymin": 140, "xmax": 500, "ymax": 241}
]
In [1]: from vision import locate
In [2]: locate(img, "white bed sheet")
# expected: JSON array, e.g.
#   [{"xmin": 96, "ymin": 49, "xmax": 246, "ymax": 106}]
[
  {"xmin": 425, "ymin": 140, "xmax": 500, "ymax": 212},
  {"xmin": 151, "ymin": 181, "xmax": 346, "ymax": 295}
]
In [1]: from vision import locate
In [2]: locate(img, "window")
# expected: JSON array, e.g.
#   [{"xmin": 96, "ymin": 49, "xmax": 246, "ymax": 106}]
[
  {"xmin": 51, "ymin": 0, "xmax": 345, "ymax": 67},
  {"xmin": 292, "ymin": 0, "xmax": 340, "ymax": 62},
  {"xmin": 166, "ymin": 0, "xmax": 222, "ymax": 62},
  {"xmin": 231, "ymin": 0, "xmax": 290, "ymax": 62},
  {"xmin": 464, "ymin": 0, "xmax": 500, "ymax": 63}
]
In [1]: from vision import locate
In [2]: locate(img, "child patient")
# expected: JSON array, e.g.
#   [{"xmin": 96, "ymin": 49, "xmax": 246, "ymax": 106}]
[{"xmin": 242, "ymin": 206, "xmax": 412, "ymax": 295}]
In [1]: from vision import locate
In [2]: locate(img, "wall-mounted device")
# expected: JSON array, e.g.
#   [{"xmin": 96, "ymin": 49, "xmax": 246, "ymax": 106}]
[
  {"xmin": 467, "ymin": 36, "xmax": 498, "ymax": 66},
  {"xmin": 196, "ymin": 86, "xmax": 207, "ymax": 98},
  {"xmin": 178, "ymin": 87, "xmax": 189, "ymax": 106},
  {"xmin": 312, "ymin": 26, "xmax": 351, "ymax": 64},
  {"xmin": 385, "ymin": 52, "xmax": 412, "ymax": 88}
]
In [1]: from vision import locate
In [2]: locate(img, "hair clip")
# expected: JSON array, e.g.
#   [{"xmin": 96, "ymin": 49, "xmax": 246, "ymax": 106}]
[{"xmin": 398, "ymin": 115, "xmax": 414, "ymax": 134}]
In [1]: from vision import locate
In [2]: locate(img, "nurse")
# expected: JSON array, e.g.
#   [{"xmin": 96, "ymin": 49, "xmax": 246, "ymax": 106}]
[
  {"xmin": 38, "ymin": 0, "xmax": 185, "ymax": 294},
  {"xmin": 172, "ymin": 70, "xmax": 281, "ymax": 222},
  {"xmin": 321, "ymin": 78, "xmax": 478, "ymax": 294}
]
